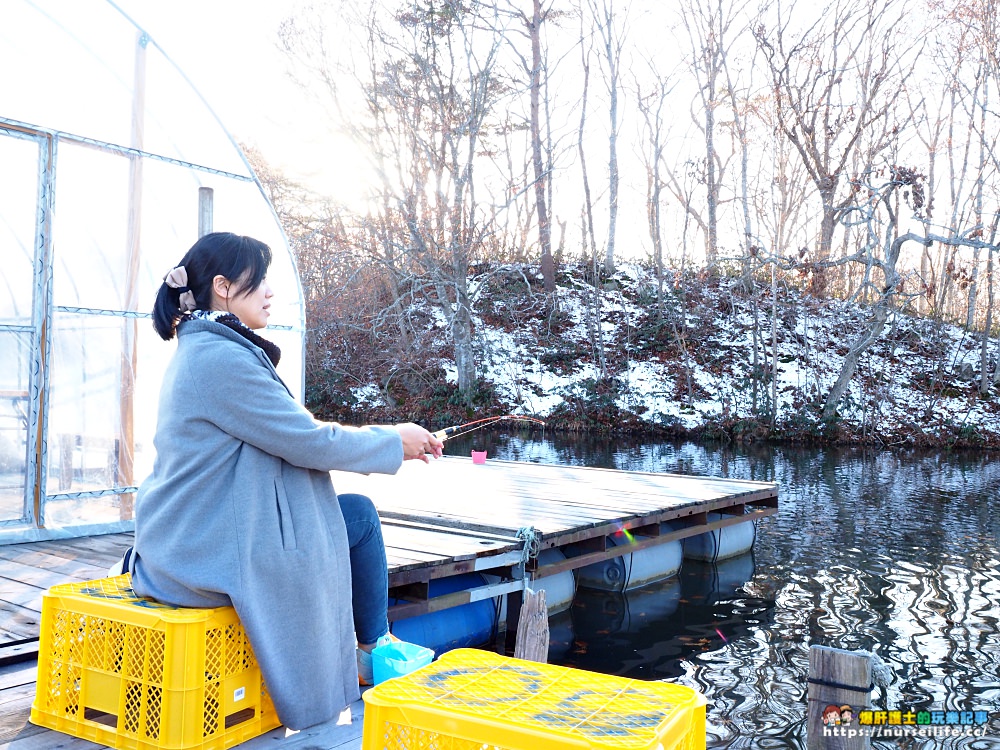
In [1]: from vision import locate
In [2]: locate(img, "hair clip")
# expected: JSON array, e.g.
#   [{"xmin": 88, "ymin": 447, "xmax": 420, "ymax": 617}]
[{"xmin": 164, "ymin": 266, "xmax": 196, "ymax": 313}]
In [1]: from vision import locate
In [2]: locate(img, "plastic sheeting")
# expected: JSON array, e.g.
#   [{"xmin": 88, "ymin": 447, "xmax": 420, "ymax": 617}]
[{"xmin": 0, "ymin": 0, "xmax": 304, "ymax": 540}]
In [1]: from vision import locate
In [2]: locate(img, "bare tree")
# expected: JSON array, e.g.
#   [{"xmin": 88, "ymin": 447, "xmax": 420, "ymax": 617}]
[
  {"xmin": 576, "ymin": 6, "xmax": 607, "ymax": 377},
  {"xmin": 754, "ymin": 0, "xmax": 919, "ymax": 295},
  {"xmin": 584, "ymin": 0, "xmax": 626, "ymax": 275},
  {"xmin": 502, "ymin": 0, "xmax": 560, "ymax": 291},
  {"xmin": 676, "ymin": 0, "xmax": 750, "ymax": 266},
  {"xmin": 820, "ymin": 166, "xmax": 994, "ymax": 417},
  {"xmin": 282, "ymin": 1, "xmax": 510, "ymax": 402},
  {"xmin": 636, "ymin": 69, "xmax": 674, "ymax": 321},
  {"xmin": 903, "ymin": 38, "xmax": 954, "ymax": 316}
]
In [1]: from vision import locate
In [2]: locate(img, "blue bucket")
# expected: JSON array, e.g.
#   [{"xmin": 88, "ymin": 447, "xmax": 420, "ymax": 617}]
[{"xmin": 372, "ymin": 641, "xmax": 435, "ymax": 685}]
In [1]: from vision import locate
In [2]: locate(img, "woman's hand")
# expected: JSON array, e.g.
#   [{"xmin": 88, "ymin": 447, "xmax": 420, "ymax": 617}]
[{"xmin": 396, "ymin": 423, "xmax": 444, "ymax": 463}]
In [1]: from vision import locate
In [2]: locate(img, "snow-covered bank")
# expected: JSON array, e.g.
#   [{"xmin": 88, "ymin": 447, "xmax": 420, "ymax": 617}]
[{"xmin": 320, "ymin": 263, "xmax": 1000, "ymax": 449}]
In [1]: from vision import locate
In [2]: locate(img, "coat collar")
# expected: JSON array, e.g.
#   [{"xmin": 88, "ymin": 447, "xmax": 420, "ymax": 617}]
[{"xmin": 177, "ymin": 318, "xmax": 292, "ymax": 396}]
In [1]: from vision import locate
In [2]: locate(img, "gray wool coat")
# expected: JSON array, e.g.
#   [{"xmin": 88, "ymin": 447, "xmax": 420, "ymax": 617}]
[{"xmin": 132, "ymin": 318, "xmax": 403, "ymax": 730}]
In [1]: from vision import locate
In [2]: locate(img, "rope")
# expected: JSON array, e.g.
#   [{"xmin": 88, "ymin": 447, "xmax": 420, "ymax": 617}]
[
  {"xmin": 857, "ymin": 650, "xmax": 894, "ymax": 687},
  {"xmin": 807, "ymin": 677, "xmax": 874, "ymax": 694},
  {"xmin": 515, "ymin": 526, "xmax": 541, "ymax": 592},
  {"xmin": 516, "ymin": 526, "xmax": 541, "ymax": 564}
]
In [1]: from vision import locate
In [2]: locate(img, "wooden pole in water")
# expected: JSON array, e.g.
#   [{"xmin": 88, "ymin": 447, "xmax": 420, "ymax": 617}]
[
  {"xmin": 512, "ymin": 588, "xmax": 548, "ymax": 663},
  {"xmin": 807, "ymin": 645, "xmax": 873, "ymax": 750}
]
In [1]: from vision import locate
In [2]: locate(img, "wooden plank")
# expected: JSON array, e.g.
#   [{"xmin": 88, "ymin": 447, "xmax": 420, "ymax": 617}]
[
  {"xmin": 0, "ymin": 560, "xmax": 96, "ymax": 591},
  {"xmin": 384, "ymin": 549, "xmax": 450, "ymax": 568},
  {"xmin": 0, "ymin": 689, "xmax": 365, "ymax": 750},
  {"xmin": 0, "ymin": 580, "xmax": 43, "ymax": 610},
  {"xmin": 0, "ymin": 535, "xmax": 131, "ymax": 570},
  {"xmin": 0, "ymin": 703, "xmax": 366, "ymax": 750},
  {"xmin": 473, "ymin": 473, "xmax": 774, "ymax": 511},
  {"xmin": 387, "ymin": 549, "xmax": 524, "ymax": 587},
  {"xmin": 0, "ymin": 548, "xmax": 112, "ymax": 582},
  {"xmin": 335, "ymin": 459, "xmax": 766, "ymax": 515},
  {"xmin": 377, "ymin": 504, "xmax": 606, "ymax": 536},
  {"xmin": 0, "ymin": 681, "xmax": 41, "ymax": 746},
  {"xmin": 380, "ymin": 516, "xmax": 519, "ymax": 543},
  {"xmin": 0, "ymin": 639, "xmax": 37, "ymax": 667},
  {"xmin": 0, "ymin": 660, "xmax": 36, "ymax": 692},
  {"xmin": 219, "ymin": 700, "xmax": 366, "ymax": 749},
  {"xmin": 2, "ymin": 712, "xmax": 105, "ymax": 749},
  {"xmin": 46, "ymin": 535, "xmax": 131, "ymax": 563},
  {"xmin": 0, "ymin": 605, "xmax": 42, "ymax": 643},
  {"xmin": 381, "ymin": 531, "xmax": 512, "ymax": 562},
  {"xmin": 381, "ymin": 524, "xmax": 511, "ymax": 556}
]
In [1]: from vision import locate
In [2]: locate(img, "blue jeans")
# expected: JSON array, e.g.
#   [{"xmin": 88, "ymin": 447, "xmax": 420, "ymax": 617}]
[{"xmin": 339, "ymin": 493, "xmax": 389, "ymax": 645}]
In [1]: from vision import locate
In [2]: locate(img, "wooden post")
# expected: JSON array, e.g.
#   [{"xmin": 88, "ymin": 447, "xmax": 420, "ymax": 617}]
[
  {"xmin": 513, "ymin": 588, "xmax": 548, "ymax": 663},
  {"xmin": 118, "ymin": 31, "xmax": 147, "ymax": 521},
  {"xmin": 807, "ymin": 645, "xmax": 873, "ymax": 750},
  {"xmin": 198, "ymin": 187, "xmax": 214, "ymax": 238},
  {"xmin": 504, "ymin": 588, "xmax": 523, "ymax": 656}
]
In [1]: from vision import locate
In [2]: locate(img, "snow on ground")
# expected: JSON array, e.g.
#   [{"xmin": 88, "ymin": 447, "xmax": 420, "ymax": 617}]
[{"xmin": 352, "ymin": 263, "xmax": 1000, "ymax": 444}]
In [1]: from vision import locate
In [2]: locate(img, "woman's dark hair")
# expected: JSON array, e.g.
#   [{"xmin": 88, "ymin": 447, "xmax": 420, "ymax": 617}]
[{"xmin": 152, "ymin": 232, "xmax": 272, "ymax": 340}]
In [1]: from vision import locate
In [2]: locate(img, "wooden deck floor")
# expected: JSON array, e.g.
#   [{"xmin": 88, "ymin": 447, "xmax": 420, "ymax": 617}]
[
  {"xmin": 0, "ymin": 654, "xmax": 367, "ymax": 749},
  {"xmin": 0, "ymin": 457, "xmax": 778, "ymax": 749}
]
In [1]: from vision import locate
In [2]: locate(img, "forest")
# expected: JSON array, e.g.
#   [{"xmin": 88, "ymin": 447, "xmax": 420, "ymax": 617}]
[{"xmin": 246, "ymin": 0, "xmax": 1000, "ymax": 446}]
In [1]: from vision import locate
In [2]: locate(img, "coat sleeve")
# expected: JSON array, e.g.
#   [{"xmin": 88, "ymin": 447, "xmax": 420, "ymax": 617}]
[{"xmin": 185, "ymin": 337, "xmax": 404, "ymax": 475}]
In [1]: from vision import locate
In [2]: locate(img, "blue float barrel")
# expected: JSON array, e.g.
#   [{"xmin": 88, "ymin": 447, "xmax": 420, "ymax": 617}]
[{"xmin": 389, "ymin": 573, "xmax": 498, "ymax": 654}]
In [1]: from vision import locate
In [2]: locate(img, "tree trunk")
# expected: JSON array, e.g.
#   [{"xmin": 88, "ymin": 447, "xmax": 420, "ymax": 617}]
[
  {"xmin": 604, "ymin": 64, "xmax": 619, "ymax": 276},
  {"xmin": 822, "ymin": 234, "xmax": 915, "ymax": 419},
  {"xmin": 591, "ymin": 0, "xmax": 620, "ymax": 276},
  {"xmin": 814, "ymin": 184, "xmax": 839, "ymax": 295},
  {"xmin": 450, "ymin": 292, "xmax": 477, "ymax": 398},
  {"xmin": 704, "ymin": 71, "xmax": 718, "ymax": 266},
  {"xmin": 529, "ymin": 0, "xmax": 554, "ymax": 292},
  {"xmin": 966, "ymin": 247, "xmax": 980, "ymax": 329},
  {"xmin": 822, "ymin": 304, "xmax": 889, "ymax": 420},
  {"xmin": 770, "ymin": 262, "xmax": 778, "ymax": 421},
  {"xmin": 980, "ymin": 247, "xmax": 993, "ymax": 393}
]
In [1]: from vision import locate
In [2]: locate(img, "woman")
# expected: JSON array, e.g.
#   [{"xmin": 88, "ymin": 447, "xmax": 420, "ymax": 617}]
[{"xmin": 129, "ymin": 232, "xmax": 443, "ymax": 730}]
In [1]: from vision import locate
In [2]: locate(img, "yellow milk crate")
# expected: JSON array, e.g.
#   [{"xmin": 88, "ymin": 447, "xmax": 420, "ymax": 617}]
[
  {"xmin": 31, "ymin": 574, "xmax": 280, "ymax": 750},
  {"xmin": 362, "ymin": 648, "xmax": 707, "ymax": 750}
]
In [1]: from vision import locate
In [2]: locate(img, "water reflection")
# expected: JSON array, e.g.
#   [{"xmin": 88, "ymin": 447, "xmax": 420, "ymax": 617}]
[{"xmin": 444, "ymin": 433, "xmax": 1000, "ymax": 748}]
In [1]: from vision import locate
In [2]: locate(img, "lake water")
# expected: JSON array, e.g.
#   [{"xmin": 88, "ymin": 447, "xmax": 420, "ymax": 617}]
[{"xmin": 443, "ymin": 432, "xmax": 1000, "ymax": 748}]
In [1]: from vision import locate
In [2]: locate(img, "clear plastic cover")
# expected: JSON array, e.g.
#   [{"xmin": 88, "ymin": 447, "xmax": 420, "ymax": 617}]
[{"xmin": 0, "ymin": 0, "xmax": 304, "ymax": 538}]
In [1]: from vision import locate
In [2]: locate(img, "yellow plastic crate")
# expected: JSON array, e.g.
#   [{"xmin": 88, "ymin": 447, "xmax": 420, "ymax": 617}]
[
  {"xmin": 31, "ymin": 574, "xmax": 280, "ymax": 750},
  {"xmin": 362, "ymin": 648, "xmax": 707, "ymax": 750}
]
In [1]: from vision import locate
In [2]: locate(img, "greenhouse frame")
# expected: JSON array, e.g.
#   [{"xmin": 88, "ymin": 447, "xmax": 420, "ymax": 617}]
[{"xmin": 0, "ymin": 1, "xmax": 305, "ymax": 542}]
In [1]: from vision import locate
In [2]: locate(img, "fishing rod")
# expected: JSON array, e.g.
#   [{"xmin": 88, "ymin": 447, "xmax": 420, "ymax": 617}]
[{"xmin": 432, "ymin": 415, "xmax": 546, "ymax": 442}]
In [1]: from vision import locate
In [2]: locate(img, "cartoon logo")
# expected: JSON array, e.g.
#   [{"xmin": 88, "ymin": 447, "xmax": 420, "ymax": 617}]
[{"xmin": 823, "ymin": 704, "xmax": 854, "ymax": 726}]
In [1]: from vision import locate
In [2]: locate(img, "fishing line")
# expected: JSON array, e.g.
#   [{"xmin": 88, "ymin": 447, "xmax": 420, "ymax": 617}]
[{"xmin": 432, "ymin": 415, "xmax": 546, "ymax": 443}]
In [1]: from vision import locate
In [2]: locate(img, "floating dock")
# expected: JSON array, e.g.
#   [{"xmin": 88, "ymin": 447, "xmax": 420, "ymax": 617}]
[{"xmin": 0, "ymin": 456, "xmax": 777, "ymax": 748}]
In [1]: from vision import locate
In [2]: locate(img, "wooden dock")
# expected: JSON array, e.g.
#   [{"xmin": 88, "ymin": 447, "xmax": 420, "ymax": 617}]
[{"xmin": 0, "ymin": 457, "xmax": 778, "ymax": 749}]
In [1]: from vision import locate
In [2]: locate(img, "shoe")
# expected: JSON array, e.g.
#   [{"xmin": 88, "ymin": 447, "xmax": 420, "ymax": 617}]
[
  {"xmin": 107, "ymin": 547, "xmax": 134, "ymax": 577},
  {"xmin": 357, "ymin": 633, "xmax": 400, "ymax": 687}
]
